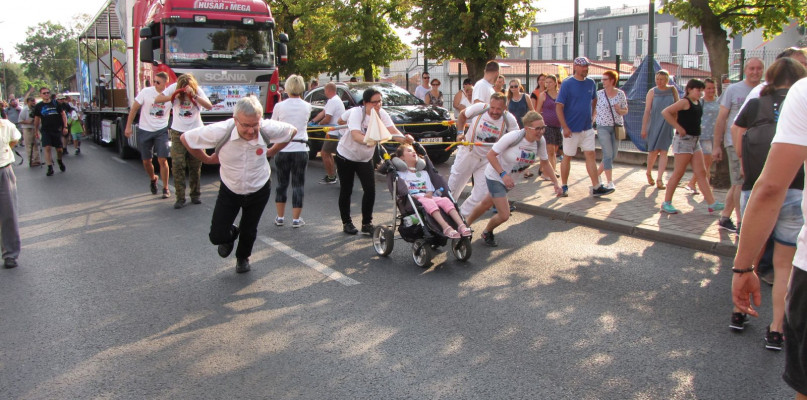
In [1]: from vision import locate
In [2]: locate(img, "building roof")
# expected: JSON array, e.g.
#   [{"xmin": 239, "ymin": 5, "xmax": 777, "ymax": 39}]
[{"xmin": 448, "ymin": 59, "xmax": 636, "ymax": 77}]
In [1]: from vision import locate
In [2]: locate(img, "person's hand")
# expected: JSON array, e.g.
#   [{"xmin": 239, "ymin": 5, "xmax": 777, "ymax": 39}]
[
  {"xmin": 124, "ymin": 126, "xmax": 133, "ymax": 138},
  {"xmin": 713, "ymin": 147, "xmax": 723, "ymax": 162},
  {"xmin": 641, "ymin": 129, "xmax": 647, "ymax": 139},
  {"xmin": 554, "ymin": 184, "xmax": 564, "ymax": 197},
  {"xmin": 678, "ymin": 129, "xmax": 687, "ymax": 137},
  {"xmin": 503, "ymin": 174, "xmax": 515, "ymax": 190},
  {"xmin": 205, "ymin": 153, "xmax": 220, "ymax": 165},
  {"xmin": 732, "ymin": 271, "xmax": 761, "ymax": 317},
  {"xmin": 424, "ymin": 192, "xmax": 433, "ymax": 198},
  {"xmin": 404, "ymin": 134, "xmax": 415, "ymax": 144},
  {"xmin": 561, "ymin": 126, "xmax": 572, "ymax": 138}
]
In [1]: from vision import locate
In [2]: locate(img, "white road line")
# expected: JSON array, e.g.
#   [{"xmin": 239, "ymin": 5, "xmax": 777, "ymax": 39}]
[{"xmin": 258, "ymin": 235, "xmax": 360, "ymax": 286}]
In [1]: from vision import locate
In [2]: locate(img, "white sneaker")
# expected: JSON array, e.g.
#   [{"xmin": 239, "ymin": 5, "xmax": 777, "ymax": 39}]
[
  {"xmin": 606, "ymin": 182, "xmax": 616, "ymax": 190},
  {"xmin": 292, "ymin": 218, "xmax": 305, "ymax": 228},
  {"xmin": 274, "ymin": 216, "xmax": 284, "ymax": 226}
]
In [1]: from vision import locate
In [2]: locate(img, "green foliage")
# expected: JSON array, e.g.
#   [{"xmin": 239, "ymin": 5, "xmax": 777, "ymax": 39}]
[
  {"xmin": 15, "ymin": 21, "xmax": 78, "ymax": 88},
  {"xmin": 404, "ymin": 0, "xmax": 539, "ymax": 80},
  {"xmin": 662, "ymin": 0, "xmax": 805, "ymax": 39},
  {"xmin": 272, "ymin": 0, "xmax": 334, "ymax": 80}
]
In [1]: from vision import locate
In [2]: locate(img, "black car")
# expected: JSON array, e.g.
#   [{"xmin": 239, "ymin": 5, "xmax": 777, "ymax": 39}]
[{"xmin": 303, "ymin": 82, "xmax": 457, "ymax": 164}]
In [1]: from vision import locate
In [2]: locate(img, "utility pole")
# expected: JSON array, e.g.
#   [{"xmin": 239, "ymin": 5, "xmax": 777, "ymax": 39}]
[{"xmin": 0, "ymin": 49, "xmax": 5, "ymax": 100}]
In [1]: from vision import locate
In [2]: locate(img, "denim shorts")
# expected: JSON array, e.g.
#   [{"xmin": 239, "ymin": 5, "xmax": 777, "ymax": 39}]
[
  {"xmin": 486, "ymin": 178, "xmax": 509, "ymax": 198},
  {"xmin": 672, "ymin": 134, "xmax": 701, "ymax": 154},
  {"xmin": 740, "ymin": 188, "xmax": 803, "ymax": 246},
  {"xmin": 699, "ymin": 138, "xmax": 713, "ymax": 155}
]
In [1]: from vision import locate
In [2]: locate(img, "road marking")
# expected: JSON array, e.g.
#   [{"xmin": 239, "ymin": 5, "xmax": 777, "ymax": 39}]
[{"xmin": 258, "ymin": 235, "xmax": 360, "ymax": 286}]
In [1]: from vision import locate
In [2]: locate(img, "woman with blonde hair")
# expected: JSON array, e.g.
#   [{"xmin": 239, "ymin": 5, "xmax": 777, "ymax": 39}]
[
  {"xmin": 640, "ymin": 69, "xmax": 679, "ymax": 189},
  {"xmin": 155, "ymin": 73, "xmax": 213, "ymax": 208}
]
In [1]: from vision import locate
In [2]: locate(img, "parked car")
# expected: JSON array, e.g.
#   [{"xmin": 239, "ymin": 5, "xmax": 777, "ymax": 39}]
[{"xmin": 303, "ymin": 82, "xmax": 457, "ymax": 164}]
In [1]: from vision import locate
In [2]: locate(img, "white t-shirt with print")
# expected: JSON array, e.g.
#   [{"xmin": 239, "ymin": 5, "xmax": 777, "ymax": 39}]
[
  {"xmin": 463, "ymin": 102, "xmax": 519, "ymax": 158},
  {"xmin": 485, "ymin": 129, "xmax": 548, "ymax": 184},
  {"xmin": 163, "ymin": 83, "xmax": 210, "ymax": 132},
  {"xmin": 337, "ymin": 107, "xmax": 402, "ymax": 162},
  {"xmin": 271, "ymin": 97, "xmax": 311, "ymax": 153},
  {"xmin": 771, "ymin": 77, "xmax": 807, "ymax": 271},
  {"xmin": 472, "ymin": 78, "xmax": 494, "ymax": 104},
  {"xmin": 397, "ymin": 169, "xmax": 436, "ymax": 195},
  {"xmin": 134, "ymin": 87, "xmax": 170, "ymax": 131},
  {"xmin": 323, "ymin": 95, "xmax": 347, "ymax": 138}
]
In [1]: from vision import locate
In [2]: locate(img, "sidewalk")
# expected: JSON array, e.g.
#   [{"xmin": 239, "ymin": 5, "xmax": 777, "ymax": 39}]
[{"xmin": 499, "ymin": 158, "xmax": 738, "ymax": 257}]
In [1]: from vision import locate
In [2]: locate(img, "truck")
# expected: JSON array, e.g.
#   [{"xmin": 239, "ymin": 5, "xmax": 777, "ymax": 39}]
[{"xmin": 78, "ymin": 0, "xmax": 288, "ymax": 158}]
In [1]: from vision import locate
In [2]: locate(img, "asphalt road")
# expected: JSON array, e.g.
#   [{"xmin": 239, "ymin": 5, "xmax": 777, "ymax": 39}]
[{"xmin": 0, "ymin": 142, "xmax": 794, "ymax": 399}]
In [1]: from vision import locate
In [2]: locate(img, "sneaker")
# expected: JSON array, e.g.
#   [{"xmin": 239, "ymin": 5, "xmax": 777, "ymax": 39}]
[
  {"xmin": 235, "ymin": 258, "xmax": 251, "ymax": 273},
  {"xmin": 684, "ymin": 185, "xmax": 699, "ymax": 195},
  {"xmin": 191, "ymin": 198, "xmax": 202, "ymax": 205},
  {"xmin": 217, "ymin": 225, "xmax": 239, "ymax": 258},
  {"xmin": 764, "ymin": 326, "xmax": 784, "ymax": 351},
  {"xmin": 708, "ymin": 202, "xmax": 725, "ymax": 213},
  {"xmin": 57, "ymin": 160, "xmax": 66, "ymax": 172},
  {"xmin": 162, "ymin": 188, "xmax": 170, "ymax": 199},
  {"xmin": 75, "ymin": 148, "xmax": 81, "ymax": 155},
  {"xmin": 46, "ymin": 165, "xmax": 54, "ymax": 176},
  {"xmin": 661, "ymin": 201, "xmax": 679, "ymax": 214},
  {"xmin": 560, "ymin": 185, "xmax": 569, "ymax": 197},
  {"xmin": 292, "ymin": 218, "xmax": 305, "ymax": 228},
  {"xmin": 319, "ymin": 175, "xmax": 338, "ymax": 184},
  {"xmin": 3, "ymin": 257, "xmax": 18, "ymax": 269},
  {"xmin": 481, "ymin": 231, "xmax": 498, "ymax": 247},
  {"xmin": 150, "ymin": 178, "xmax": 158, "ymax": 195},
  {"xmin": 605, "ymin": 182, "xmax": 616, "ymax": 190},
  {"xmin": 274, "ymin": 216, "xmax": 285, "ymax": 226},
  {"xmin": 591, "ymin": 184, "xmax": 615, "ymax": 197},
  {"xmin": 718, "ymin": 217, "xmax": 738, "ymax": 233},
  {"xmin": 361, "ymin": 223, "xmax": 374, "ymax": 235},
  {"xmin": 343, "ymin": 222, "xmax": 358, "ymax": 235},
  {"xmin": 173, "ymin": 200, "xmax": 185, "ymax": 209},
  {"xmin": 729, "ymin": 312, "xmax": 749, "ymax": 331}
]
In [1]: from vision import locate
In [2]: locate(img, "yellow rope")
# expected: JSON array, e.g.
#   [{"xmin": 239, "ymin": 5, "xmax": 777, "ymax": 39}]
[{"xmin": 307, "ymin": 120, "xmax": 455, "ymax": 133}]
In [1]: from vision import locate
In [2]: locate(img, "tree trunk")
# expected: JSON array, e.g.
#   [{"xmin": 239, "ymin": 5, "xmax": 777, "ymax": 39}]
[
  {"xmin": 363, "ymin": 66, "xmax": 374, "ymax": 82},
  {"xmin": 464, "ymin": 58, "xmax": 487, "ymax": 83}
]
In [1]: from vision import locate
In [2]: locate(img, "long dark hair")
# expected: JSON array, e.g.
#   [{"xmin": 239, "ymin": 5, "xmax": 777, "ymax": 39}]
[
  {"xmin": 760, "ymin": 57, "xmax": 807, "ymax": 96},
  {"xmin": 361, "ymin": 88, "xmax": 381, "ymax": 105}
]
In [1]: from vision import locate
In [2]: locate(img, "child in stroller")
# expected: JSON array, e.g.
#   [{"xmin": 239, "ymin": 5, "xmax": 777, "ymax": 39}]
[{"xmin": 394, "ymin": 144, "xmax": 472, "ymax": 238}]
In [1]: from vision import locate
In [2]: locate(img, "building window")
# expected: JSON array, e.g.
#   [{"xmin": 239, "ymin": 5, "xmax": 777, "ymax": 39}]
[
  {"xmin": 654, "ymin": 26, "xmax": 658, "ymax": 39},
  {"xmin": 563, "ymin": 33, "xmax": 569, "ymax": 45},
  {"xmin": 671, "ymin": 23, "xmax": 679, "ymax": 37},
  {"xmin": 580, "ymin": 32, "xmax": 584, "ymax": 43},
  {"xmin": 538, "ymin": 36, "xmax": 544, "ymax": 47},
  {"xmin": 697, "ymin": 27, "xmax": 702, "ymax": 36},
  {"xmin": 597, "ymin": 29, "xmax": 603, "ymax": 43},
  {"xmin": 637, "ymin": 27, "xmax": 644, "ymax": 39},
  {"xmin": 617, "ymin": 27, "xmax": 623, "ymax": 41},
  {"xmin": 553, "ymin": 34, "xmax": 558, "ymax": 46}
]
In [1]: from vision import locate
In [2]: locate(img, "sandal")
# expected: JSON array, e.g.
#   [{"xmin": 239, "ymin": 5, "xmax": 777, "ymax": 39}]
[
  {"xmin": 646, "ymin": 172, "xmax": 655, "ymax": 186},
  {"xmin": 443, "ymin": 226, "xmax": 461, "ymax": 239},
  {"xmin": 656, "ymin": 181, "xmax": 666, "ymax": 190},
  {"xmin": 523, "ymin": 171, "xmax": 534, "ymax": 178},
  {"xmin": 458, "ymin": 224, "xmax": 472, "ymax": 237}
]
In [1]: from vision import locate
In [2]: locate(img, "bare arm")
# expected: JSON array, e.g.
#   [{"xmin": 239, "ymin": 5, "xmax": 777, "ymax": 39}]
[
  {"xmin": 641, "ymin": 89, "xmax": 654, "ymax": 138},
  {"xmin": 731, "ymin": 125, "xmax": 746, "ymax": 158},
  {"xmin": 712, "ymin": 105, "xmax": 730, "ymax": 161},
  {"xmin": 536, "ymin": 92, "xmax": 546, "ymax": 115},
  {"xmin": 486, "ymin": 149, "xmax": 514, "ymax": 189},
  {"xmin": 424, "ymin": 92, "xmax": 432, "ymax": 105},
  {"xmin": 661, "ymin": 99, "xmax": 688, "ymax": 136},
  {"xmin": 153, "ymin": 93, "xmax": 170, "ymax": 104},
  {"xmin": 179, "ymin": 133, "xmax": 217, "ymax": 164},
  {"xmin": 526, "ymin": 95, "xmax": 535, "ymax": 112},
  {"xmin": 34, "ymin": 116, "xmax": 40, "ymax": 133},
  {"xmin": 453, "ymin": 92, "xmax": 467, "ymax": 112},
  {"xmin": 60, "ymin": 111, "xmax": 68, "ymax": 132},
  {"xmin": 195, "ymin": 95, "xmax": 213, "ymax": 110},
  {"xmin": 124, "ymin": 101, "xmax": 142, "ymax": 138},
  {"xmin": 555, "ymin": 102, "xmax": 570, "ymax": 138},
  {"xmin": 456, "ymin": 112, "xmax": 468, "ymax": 141}
]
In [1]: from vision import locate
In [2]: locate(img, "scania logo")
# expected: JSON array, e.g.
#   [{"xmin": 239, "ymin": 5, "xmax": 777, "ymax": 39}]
[{"xmin": 203, "ymin": 73, "xmax": 248, "ymax": 82}]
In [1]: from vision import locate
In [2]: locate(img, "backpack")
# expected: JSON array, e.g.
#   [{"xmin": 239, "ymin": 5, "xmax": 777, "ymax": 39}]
[
  {"xmin": 213, "ymin": 118, "xmax": 303, "ymax": 154},
  {"xmin": 741, "ymin": 89, "xmax": 804, "ymax": 191},
  {"xmin": 464, "ymin": 105, "xmax": 515, "ymax": 142}
]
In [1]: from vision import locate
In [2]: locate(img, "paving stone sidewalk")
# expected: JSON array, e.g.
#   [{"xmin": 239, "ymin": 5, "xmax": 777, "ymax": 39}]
[{"xmin": 502, "ymin": 159, "xmax": 739, "ymax": 257}]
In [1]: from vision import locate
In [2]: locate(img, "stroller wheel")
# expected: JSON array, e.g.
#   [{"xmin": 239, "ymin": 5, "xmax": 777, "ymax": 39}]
[
  {"xmin": 451, "ymin": 237, "xmax": 472, "ymax": 262},
  {"xmin": 412, "ymin": 239, "xmax": 433, "ymax": 268},
  {"xmin": 373, "ymin": 226, "xmax": 394, "ymax": 257}
]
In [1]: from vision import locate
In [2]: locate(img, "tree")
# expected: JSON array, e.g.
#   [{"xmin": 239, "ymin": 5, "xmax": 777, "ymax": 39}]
[
  {"xmin": 404, "ymin": 0, "xmax": 539, "ymax": 81},
  {"xmin": 326, "ymin": 0, "xmax": 410, "ymax": 81},
  {"xmin": 15, "ymin": 21, "xmax": 78, "ymax": 90},
  {"xmin": 662, "ymin": 0, "xmax": 805, "ymax": 91},
  {"xmin": 273, "ymin": 0, "xmax": 335, "ymax": 80}
]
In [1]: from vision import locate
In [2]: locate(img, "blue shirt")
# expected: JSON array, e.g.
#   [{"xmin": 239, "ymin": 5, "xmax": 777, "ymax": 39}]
[{"xmin": 556, "ymin": 77, "xmax": 596, "ymax": 132}]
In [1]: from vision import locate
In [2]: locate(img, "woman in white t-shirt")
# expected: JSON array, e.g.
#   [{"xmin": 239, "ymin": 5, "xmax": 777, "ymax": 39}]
[
  {"xmin": 155, "ymin": 73, "xmax": 212, "ymax": 208},
  {"xmin": 335, "ymin": 88, "xmax": 414, "ymax": 235},
  {"xmin": 271, "ymin": 75, "xmax": 311, "ymax": 228},
  {"xmin": 465, "ymin": 111, "xmax": 563, "ymax": 247}
]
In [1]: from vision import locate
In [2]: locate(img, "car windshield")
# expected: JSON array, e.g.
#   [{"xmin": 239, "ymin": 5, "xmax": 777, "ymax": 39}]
[
  {"xmin": 348, "ymin": 84, "xmax": 424, "ymax": 107},
  {"xmin": 163, "ymin": 24, "xmax": 275, "ymax": 69}
]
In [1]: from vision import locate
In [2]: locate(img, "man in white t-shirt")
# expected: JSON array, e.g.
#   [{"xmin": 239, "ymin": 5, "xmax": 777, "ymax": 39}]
[
  {"xmin": 732, "ymin": 76, "xmax": 807, "ymax": 400},
  {"xmin": 414, "ymin": 71, "xmax": 431, "ymax": 101},
  {"xmin": 180, "ymin": 96, "xmax": 297, "ymax": 273},
  {"xmin": 0, "ymin": 118, "xmax": 21, "ymax": 269},
  {"xmin": 448, "ymin": 92, "xmax": 519, "ymax": 217},
  {"xmin": 124, "ymin": 72, "xmax": 171, "ymax": 197},
  {"xmin": 713, "ymin": 58, "xmax": 764, "ymax": 233},
  {"xmin": 310, "ymin": 82, "xmax": 345, "ymax": 184},
  {"xmin": 472, "ymin": 61, "xmax": 499, "ymax": 104},
  {"xmin": 17, "ymin": 97, "xmax": 40, "ymax": 167}
]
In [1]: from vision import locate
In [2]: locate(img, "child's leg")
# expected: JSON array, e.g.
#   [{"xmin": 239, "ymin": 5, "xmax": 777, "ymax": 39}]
[{"xmin": 416, "ymin": 196, "xmax": 451, "ymax": 230}]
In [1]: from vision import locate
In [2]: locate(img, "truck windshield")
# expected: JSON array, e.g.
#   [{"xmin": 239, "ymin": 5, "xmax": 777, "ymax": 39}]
[{"xmin": 164, "ymin": 25, "xmax": 275, "ymax": 69}]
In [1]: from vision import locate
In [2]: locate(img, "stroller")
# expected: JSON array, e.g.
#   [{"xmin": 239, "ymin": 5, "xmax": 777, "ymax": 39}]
[{"xmin": 372, "ymin": 143, "xmax": 472, "ymax": 268}]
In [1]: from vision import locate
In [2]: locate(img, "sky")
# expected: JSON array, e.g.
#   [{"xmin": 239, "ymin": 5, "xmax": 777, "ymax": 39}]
[{"xmin": 0, "ymin": 0, "xmax": 649, "ymax": 63}]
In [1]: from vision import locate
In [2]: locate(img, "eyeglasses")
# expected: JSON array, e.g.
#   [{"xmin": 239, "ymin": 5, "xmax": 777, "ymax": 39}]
[
  {"xmin": 526, "ymin": 126, "xmax": 547, "ymax": 132},
  {"xmin": 431, "ymin": 83, "xmax": 440, "ymax": 86},
  {"xmin": 235, "ymin": 118, "xmax": 260, "ymax": 130},
  {"xmin": 41, "ymin": 91, "xmax": 50, "ymax": 95},
  {"xmin": 509, "ymin": 85, "xmax": 519, "ymax": 88},
  {"xmin": 422, "ymin": 77, "xmax": 430, "ymax": 80},
  {"xmin": 367, "ymin": 100, "xmax": 382, "ymax": 104}
]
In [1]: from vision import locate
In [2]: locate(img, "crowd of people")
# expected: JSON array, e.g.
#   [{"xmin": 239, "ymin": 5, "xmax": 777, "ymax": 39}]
[{"xmin": 5, "ymin": 49, "xmax": 807, "ymax": 399}]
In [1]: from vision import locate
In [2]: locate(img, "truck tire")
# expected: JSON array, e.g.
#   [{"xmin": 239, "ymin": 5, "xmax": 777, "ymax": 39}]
[{"xmin": 116, "ymin": 118, "xmax": 138, "ymax": 159}]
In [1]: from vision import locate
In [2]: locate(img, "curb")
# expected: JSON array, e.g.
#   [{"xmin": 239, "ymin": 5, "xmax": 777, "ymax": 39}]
[{"xmin": 515, "ymin": 202, "xmax": 738, "ymax": 258}]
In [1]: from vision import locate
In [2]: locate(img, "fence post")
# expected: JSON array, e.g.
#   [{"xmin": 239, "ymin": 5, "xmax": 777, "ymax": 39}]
[
  {"xmin": 739, "ymin": 48, "xmax": 746, "ymax": 82},
  {"xmin": 525, "ymin": 59, "xmax": 531, "ymax": 93},
  {"xmin": 615, "ymin": 55, "xmax": 621, "ymax": 87},
  {"xmin": 458, "ymin": 63, "xmax": 463, "ymax": 92}
]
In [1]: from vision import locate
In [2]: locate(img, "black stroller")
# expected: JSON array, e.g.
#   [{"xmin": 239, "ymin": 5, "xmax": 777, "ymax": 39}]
[{"xmin": 372, "ymin": 143, "xmax": 472, "ymax": 268}]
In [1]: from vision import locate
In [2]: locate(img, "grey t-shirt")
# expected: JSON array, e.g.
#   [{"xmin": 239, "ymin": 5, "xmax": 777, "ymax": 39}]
[{"xmin": 718, "ymin": 81, "xmax": 754, "ymax": 147}]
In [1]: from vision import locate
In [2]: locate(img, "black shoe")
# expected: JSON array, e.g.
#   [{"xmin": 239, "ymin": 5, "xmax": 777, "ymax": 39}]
[
  {"xmin": 46, "ymin": 165, "xmax": 54, "ymax": 176},
  {"xmin": 75, "ymin": 148, "xmax": 80, "ymax": 155},
  {"xmin": 482, "ymin": 231, "xmax": 498, "ymax": 247},
  {"xmin": 3, "ymin": 258, "xmax": 18, "ymax": 269},
  {"xmin": 150, "ymin": 179, "xmax": 158, "ymax": 195},
  {"xmin": 174, "ymin": 200, "xmax": 185, "ymax": 209},
  {"xmin": 236, "ymin": 258, "xmax": 251, "ymax": 273},
  {"xmin": 718, "ymin": 217, "xmax": 738, "ymax": 233},
  {"xmin": 191, "ymin": 198, "xmax": 202, "ymax": 205},
  {"xmin": 361, "ymin": 223, "xmax": 374, "ymax": 235},
  {"xmin": 343, "ymin": 222, "xmax": 358, "ymax": 235},
  {"xmin": 57, "ymin": 160, "xmax": 66, "ymax": 172},
  {"xmin": 217, "ymin": 225, "xmax": 240, "ymax": 258},
  {"xmin": 591, "ymin": 184, "xmax": 614, "ymax": 197},
  {"xmin": 729, "ymin": 312, "xmax": 749, "ymax": 331},
  {"xmin": 764, "ymin": 326, "xmax": 784, "ymax": 351}
]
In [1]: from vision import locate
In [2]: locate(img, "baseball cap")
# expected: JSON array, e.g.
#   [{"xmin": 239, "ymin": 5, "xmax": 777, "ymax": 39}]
[
  {"xmin": 573, "ymin": 57, "xmax": 591, "ymax": 66},
  {"xmin": 55, "ymin": 94, "xmax": 66, "ymax": 100}
]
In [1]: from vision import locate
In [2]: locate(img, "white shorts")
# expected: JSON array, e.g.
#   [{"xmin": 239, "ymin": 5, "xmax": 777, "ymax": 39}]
[{"xmin": 562, "ymin": 129, "xmax": 596, "ymax": 156}]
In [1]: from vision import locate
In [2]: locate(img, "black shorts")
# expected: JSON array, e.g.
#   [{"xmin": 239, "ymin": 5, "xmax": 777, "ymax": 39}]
[
  {"xmin": 40, "ymin": 130, "xmax": 63, "ymax": 148},
  {"xmin": 784, "ymin": 266, "xmax": 807, "ymax": 395}
]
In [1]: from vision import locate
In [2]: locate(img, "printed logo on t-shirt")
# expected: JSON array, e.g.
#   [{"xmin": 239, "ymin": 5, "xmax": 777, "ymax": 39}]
[
  {"xmin": 514, "ymin": 145, "xmax": 537, "ymax": 171},
  {"xmin": 177, "ymin": 100, "xmax": 195, "ymax": 119},
  {"xmin": 150, "ymin": 103, "xmax": 167, "ymax": 118},
  {"xmin": 407, "ymin": 172, "xmax": 428, "ymax": 194},
  {"xmin": 475, "ymin": 120, "xmax": 504, "ymax": 143}
]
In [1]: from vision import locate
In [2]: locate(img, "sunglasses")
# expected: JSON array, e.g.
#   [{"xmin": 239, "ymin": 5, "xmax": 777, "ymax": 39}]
[
  {"xmin": 509, "ymin": 85, "xmax": 519, "ymax": 88},
  {"xmin": 41, "ymin": 91, "xmax": 50, "ymax": 95}
]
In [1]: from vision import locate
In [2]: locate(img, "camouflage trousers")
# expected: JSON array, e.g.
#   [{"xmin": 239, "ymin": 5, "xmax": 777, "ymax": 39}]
[{"xmin": 169, "ymin": 129, "xmax": 202, "ymax": 203}]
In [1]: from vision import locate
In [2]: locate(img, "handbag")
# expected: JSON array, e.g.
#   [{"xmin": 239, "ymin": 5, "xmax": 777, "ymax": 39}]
[{"xmin": 606, "ymin": 91, "xmax": 626, "ymax": 140}]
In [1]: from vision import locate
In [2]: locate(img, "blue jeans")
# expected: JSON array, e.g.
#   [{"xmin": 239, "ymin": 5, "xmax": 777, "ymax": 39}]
[{"xmin": 597, "ymin": 126, "xmax": 618, "ymax": 170}]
